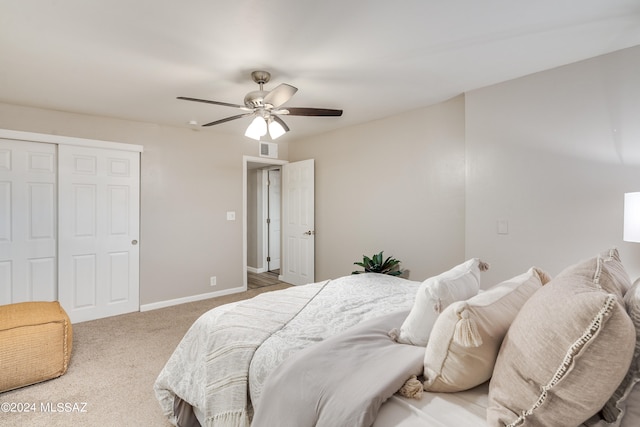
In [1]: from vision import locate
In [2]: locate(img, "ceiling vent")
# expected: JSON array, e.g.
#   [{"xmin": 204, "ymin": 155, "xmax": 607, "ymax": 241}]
[{"xmin": 259, "ymin": 142, "xmax": 278, "ymax": 159}]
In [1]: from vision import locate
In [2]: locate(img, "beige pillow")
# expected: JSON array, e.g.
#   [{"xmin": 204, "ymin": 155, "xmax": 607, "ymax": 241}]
[
  {"xmin": 597, "ymin": 279, "xmax": 640, "ymax": 426},
  {"xmin": 487, "ymin": 251, "xmax": 636, "ymax": 427},
  {"xmin": 571, "ymin": 248, "xmax": 631, "ymax": 297},
  {"xmin": 622, "ymin": 383, "xmax": 640, "ymax": 427},
  {"xmin": 423, "ymin": 267, "xmax": 550, "ymax": 392},
  {"xmin": 397, "ymin": 258, "xmax": 488, "ymax": 346}
]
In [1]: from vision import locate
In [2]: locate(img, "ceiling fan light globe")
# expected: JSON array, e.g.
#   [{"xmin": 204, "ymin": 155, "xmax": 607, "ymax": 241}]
[
  {"xmin": 245, "ymin": 116, "xmax": 267, "ymax": 140},
  {"xmin": 268, "ymin": 120, "xmax": 287, "ymax": 139}
]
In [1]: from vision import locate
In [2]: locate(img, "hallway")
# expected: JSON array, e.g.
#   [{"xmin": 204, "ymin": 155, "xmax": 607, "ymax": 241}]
[{"xmin": 247, "ymin": 270, "xmax": 287, "ymax": 289}]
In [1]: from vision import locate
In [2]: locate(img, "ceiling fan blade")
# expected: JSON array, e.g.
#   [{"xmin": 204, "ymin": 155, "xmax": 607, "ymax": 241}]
[
  {"xmin": 271, "ymin": 115, "xmax": 290, "ymax": 132},
  {"xmin": 282, "ymin": 107, "xmax": 343, "ymax": 117},
  {"xmin": 202, "ymin": 113, "xmax": 254, "ymax": 127},
  {"xmin": 263, "ymin": 84, "xmax": 298, "ymax": 108},
  {"xmin": 177, "ymin": 96, "xmax": 248, "ymax": 110}
]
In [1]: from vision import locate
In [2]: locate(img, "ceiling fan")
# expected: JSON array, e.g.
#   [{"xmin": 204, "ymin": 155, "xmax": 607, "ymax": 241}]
[{"xmin": 178, "ymin": 70, "xmax": 343, "ymax": 140}]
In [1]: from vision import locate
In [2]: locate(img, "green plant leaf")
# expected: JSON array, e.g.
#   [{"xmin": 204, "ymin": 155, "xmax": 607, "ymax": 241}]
[{"xmin": 351, "ymin": 250, "xmax": 402, "ymax": 276}]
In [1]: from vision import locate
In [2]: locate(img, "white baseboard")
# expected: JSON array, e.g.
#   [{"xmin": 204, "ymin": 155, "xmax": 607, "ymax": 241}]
[
  {"xmin": 247, "ymin": 266, "xmax": 267, "ymax": 274},
  {"xmin": 140, "ymin": 285, "xmax": 246, "ymax": 312}
]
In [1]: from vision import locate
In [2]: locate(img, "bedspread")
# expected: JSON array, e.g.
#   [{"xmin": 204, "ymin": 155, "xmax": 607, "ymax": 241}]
[
  {"xmin": 155, "ymin": 281, "xmax": 329, "ymax": 427},
  {"xmin": 154, "ymin": 273, "xmax": 420, "ymax": 427}
]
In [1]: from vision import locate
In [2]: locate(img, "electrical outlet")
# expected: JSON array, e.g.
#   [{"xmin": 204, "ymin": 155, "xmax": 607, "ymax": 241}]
[{"xmin": 210, "ymin": 276, "xmax": 217, "ymax": 286}]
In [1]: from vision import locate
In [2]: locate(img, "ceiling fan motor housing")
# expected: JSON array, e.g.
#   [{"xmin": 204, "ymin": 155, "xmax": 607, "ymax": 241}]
[{"xmin": 244, "ymin": 90, "xmax": 267, "ymax": 108}]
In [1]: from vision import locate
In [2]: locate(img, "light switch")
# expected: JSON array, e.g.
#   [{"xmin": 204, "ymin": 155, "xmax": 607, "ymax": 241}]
[
  {"xmin": 497, "ymin": 219, "xmax": 509, "ymax": 235},
  {"xmin": 227, "ymin": 211, "xmax": 236, "ymax": 221}
]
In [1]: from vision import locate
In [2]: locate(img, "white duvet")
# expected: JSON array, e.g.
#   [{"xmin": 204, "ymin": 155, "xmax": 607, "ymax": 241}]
[{"xmin": 154, "ymin": 273, "xmax": 421, "ymax": 426}]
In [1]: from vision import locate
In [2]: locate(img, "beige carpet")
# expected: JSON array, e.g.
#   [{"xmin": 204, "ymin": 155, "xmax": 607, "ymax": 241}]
[{"xmin": 0, "ymin": 283, "xmax": 290, "ymax": 427}]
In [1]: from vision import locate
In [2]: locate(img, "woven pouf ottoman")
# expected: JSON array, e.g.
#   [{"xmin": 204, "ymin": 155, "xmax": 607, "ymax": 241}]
[{"xmin": 0, "ymin": 301, "xmax": 73, "ymax": 392}]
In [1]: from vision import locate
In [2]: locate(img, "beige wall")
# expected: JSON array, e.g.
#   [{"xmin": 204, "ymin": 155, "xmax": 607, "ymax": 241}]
[
  {"xmin": 288, "ymin": 95, "xmax": 467, "ymax": 281},
  {"xmin": 465, "ymin": 45, "xmax": 640, "ymax": 285},
  {"xmin": 0, "ymin": 103, "xmax": 289, "ymax": 305}
]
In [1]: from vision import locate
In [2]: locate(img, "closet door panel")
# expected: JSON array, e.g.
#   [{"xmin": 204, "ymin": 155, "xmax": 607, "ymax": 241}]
[
  {"xmin": 0, "ymin": 139, "xmax": 57, "ymax": 305},
  {"xmin": 109, "ymin": 251, "xmax": 130, "ymax": 302},
  {"xmin": 0, "ymin": 182, "xmax": 10, "ymax": 240},
  {"xmin": 72, "ymin": 254, "xmax": 97, "ymax": 308},
  {"xmin": 29, "ymin": 257, "xmax": 56, "ymax": 300},
  {"xmin": 73, "ymin": 184, "xmax": 97, "ymax": 237},
  {"xmin": 58, "ymin": 145, "xmax": 140, "ymax": 322},
  {"xmin": 0, "ymin": 261, "xmax": 11, "ymax": 304}
]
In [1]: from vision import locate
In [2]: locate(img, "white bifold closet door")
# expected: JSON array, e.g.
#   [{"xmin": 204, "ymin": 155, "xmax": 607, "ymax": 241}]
[
  {"xmin": 57, "ymin": 144, "xmax": 140, "ymax": 323},
  {"xmin": 0, "ymin": 139, "xmax": 57, "ymax": 304}
]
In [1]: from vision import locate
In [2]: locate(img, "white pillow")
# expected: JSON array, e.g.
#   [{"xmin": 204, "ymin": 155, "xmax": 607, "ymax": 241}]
[
  {"xmin": 396, "ymin": 258, "xmax": 487, "ymax": 346},
  {"xmin": 423, "ymin": 267, "xmax": 550, "ymax": 392}
]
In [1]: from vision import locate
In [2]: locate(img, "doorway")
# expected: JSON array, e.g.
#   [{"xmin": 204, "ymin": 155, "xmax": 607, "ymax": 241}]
[
  {"xmin": 243, "ymin": 156, "xmax": 316, "ymax": 289},
  {"xmin": 243, "ymin": 156, "xmax": 288, "ymax": 290}
]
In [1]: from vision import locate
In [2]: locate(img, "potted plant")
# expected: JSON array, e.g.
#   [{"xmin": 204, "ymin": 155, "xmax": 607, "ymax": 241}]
[{"xmin": 352, "ymin": 251, "xmax": 402, "ymax": 276}]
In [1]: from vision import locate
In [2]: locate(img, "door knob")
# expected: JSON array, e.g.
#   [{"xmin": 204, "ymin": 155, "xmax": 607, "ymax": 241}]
[
  {"xmin": 303, "ymin": 230, "xmax": 315, "ymax": 236},
  {"xmin": 131, "ymin": 240, "xmax": 138, "ymax": 245}
]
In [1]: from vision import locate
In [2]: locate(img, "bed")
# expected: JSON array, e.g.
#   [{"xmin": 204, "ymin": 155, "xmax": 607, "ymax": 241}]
[{"xmin": 155, "ymin": 251, "xmax": 640, "ymax": 427}]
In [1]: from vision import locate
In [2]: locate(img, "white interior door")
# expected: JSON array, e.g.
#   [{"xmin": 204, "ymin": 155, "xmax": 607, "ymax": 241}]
[
  {"xmin": 0, "ymin": 139, "xmax": 57, "ymax": 304},
  {"xmin": 282, "ymin": 159, "xmax": 314, "ymax": 286},
  {"xmin": 267, "ymin": 168, "xmax": 281, "ymax": 271},
  {"xmin": 58, "ymin": 145, "xmax": 140, "ymax": 322}
]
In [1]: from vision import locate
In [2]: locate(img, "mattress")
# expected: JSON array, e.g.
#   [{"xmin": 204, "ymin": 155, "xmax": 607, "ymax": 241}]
[
  {"xmin": 192, "ymin": 383, "xmax": 489, "ymax": 427},
  {"xmin": 373, "ymin": 383, "xmax": 489, "ymax": 427}
]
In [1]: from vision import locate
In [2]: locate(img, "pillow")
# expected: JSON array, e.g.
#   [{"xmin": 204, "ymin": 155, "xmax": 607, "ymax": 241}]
[
  {"xmin": 423, "ymin": 267, "xmax": 550, "ymax": 392},
  {"xmin": 571, "ymin": 248, "xmax": 631, "ymax": 298},
  {"xmin": 597, "ymin": 279, "xmax": 640, "ymax": 426},
  {"xmin": 487, "ymin": 250, "xmax": 636, "ymax": 427},
  {"xmin": 622, "ymin": 383, "xmax": 640, "ymax": 427},
  {"xmin": 396, "ymin": 258, "xmax": 488, "ymax": 346}
]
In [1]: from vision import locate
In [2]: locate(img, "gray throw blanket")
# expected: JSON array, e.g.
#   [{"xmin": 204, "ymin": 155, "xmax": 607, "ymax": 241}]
[
  {"xmin": 155, "ymin": 281, "xmax": 330, "ymax": 427},
  {"xmin": 251, "ymin": 310, "xmax": 424, "ymax": 427}
]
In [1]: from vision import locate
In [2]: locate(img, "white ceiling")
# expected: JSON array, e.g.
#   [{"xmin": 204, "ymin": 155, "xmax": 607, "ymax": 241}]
[{"xmin": 2, "ymin": 0, "xmax": 640, "ymax": 141}]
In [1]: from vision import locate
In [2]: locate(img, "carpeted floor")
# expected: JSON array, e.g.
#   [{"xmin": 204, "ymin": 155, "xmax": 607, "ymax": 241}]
[{"xmin": 0, "ymin": 283, "xmax": 290, "ymax": 427}]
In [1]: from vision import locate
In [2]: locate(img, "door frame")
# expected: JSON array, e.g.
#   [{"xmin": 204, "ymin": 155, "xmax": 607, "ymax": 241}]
[
  {"xmin": 0, "ymin": 129, "xmax": 143, "ymax": 153},
  {"xmin": 263, "ymin": 167, "xmax": 281, "ymax": 272},
  {"xmin": 242, "ymin": 156, "xmax": 288, "ymax": 290}
]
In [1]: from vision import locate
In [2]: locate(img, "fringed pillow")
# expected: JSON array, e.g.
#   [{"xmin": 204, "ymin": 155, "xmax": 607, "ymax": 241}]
[
  {"xmin": 487, "ymin": 250, "xmax": 635, "ymax": 427},
  {"xmin": 589, "ymin": 279, "xmax": 640, "ymax": 427},
  {"xmin": 396, "ymin": 258, "xmax": 488, "ymax": 346},
  {"xmin": 423, "ymin": 267, "xmax": 550, "ymax": 392}
]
